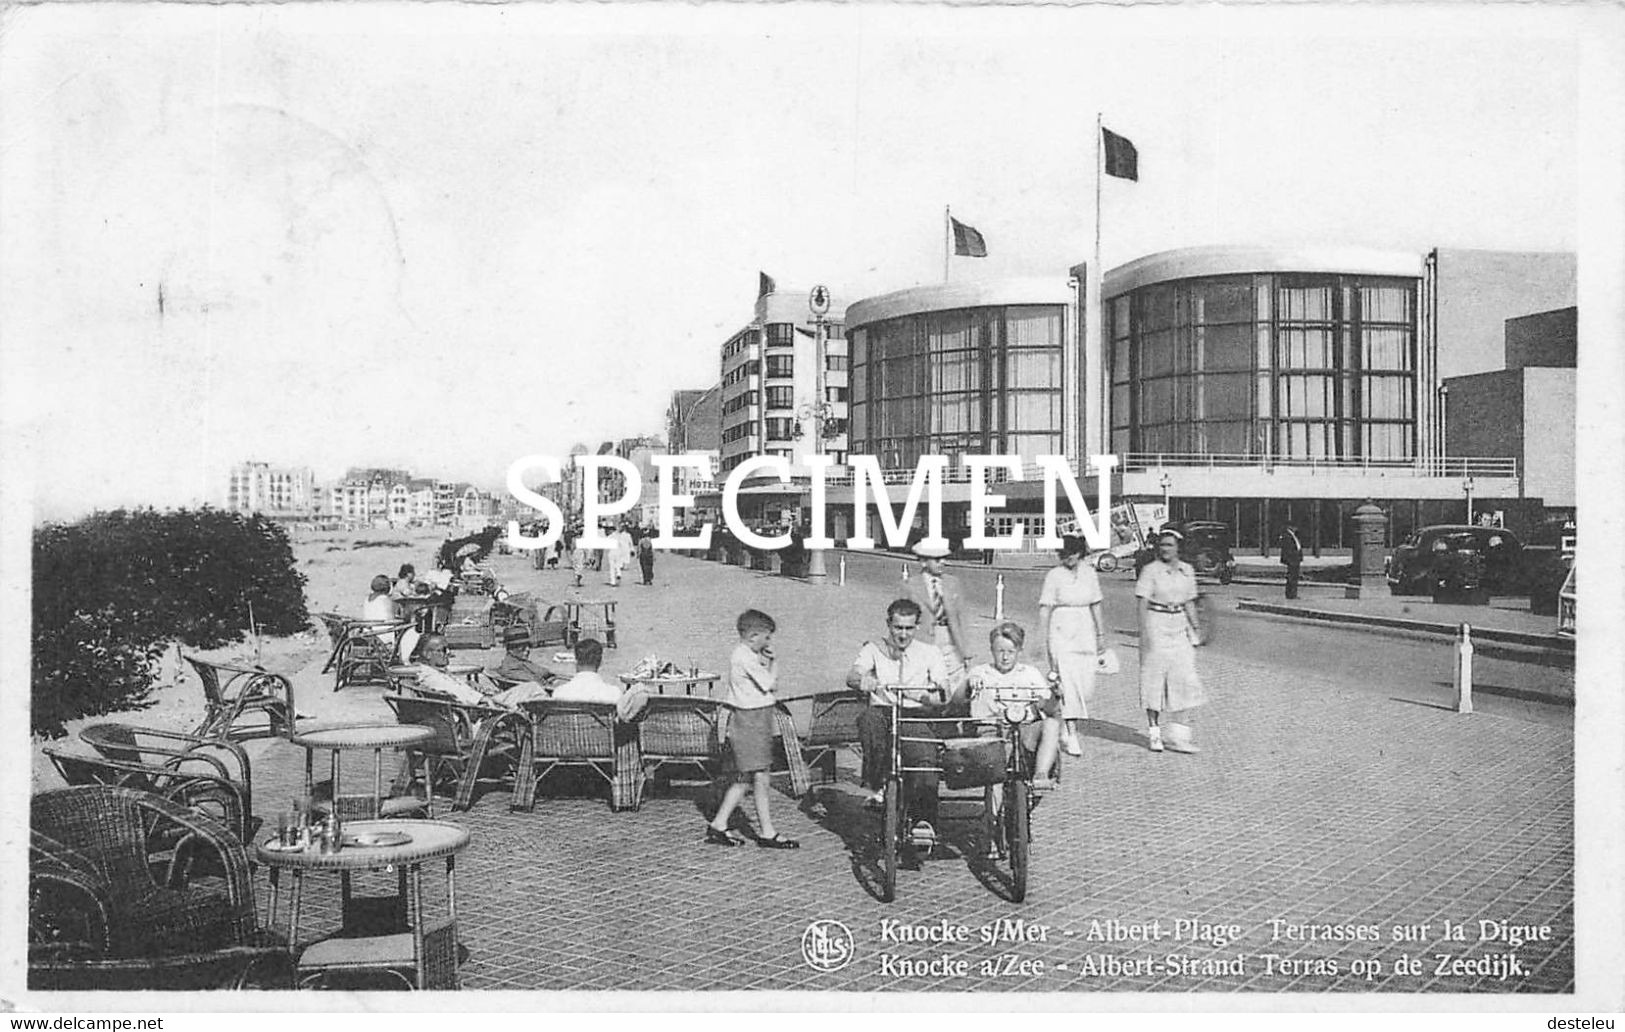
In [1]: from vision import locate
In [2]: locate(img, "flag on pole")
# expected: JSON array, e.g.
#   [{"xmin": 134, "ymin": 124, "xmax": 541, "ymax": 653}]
[
  {"xmin": 1102, "ymin": 127, "xmax": 1138, "ymax": 181},
  {"xmin": 759, "ymin": 271, "xmax": 777, "ymax": 296},
  {"xmin": 950, "ymin": 217, "xmax": 987, "ymax": 257}
]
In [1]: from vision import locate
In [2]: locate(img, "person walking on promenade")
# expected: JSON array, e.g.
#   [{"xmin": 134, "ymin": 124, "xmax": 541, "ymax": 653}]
[
  {"xmin": 1038, "ymin": 535, "xmax": 1107, "ymax": 758},
  {"xmin": 706, "ymin": 610, "xmax": 799, "ymax": 849},
  {"xmin": 570, "ymin": 528, "xmax": 589, "ymax": 588},
  {"xmin": 847, "ymin": 598, "xmax": 953, "ymax": 851},
  {"xmin": 637, "ymin": 529, "xmax": 656, "ymax": 585},
  {"xmin": 1277, "ymin": 522, "xmax": 1304, "ymax": 600},
  {"xmin": 909, "ymin": 541, "xmax": 970, "ymax": 695},
  {"xmin": 1135, "ymin": 529, "xmax": 1207, "ymax": 754}
]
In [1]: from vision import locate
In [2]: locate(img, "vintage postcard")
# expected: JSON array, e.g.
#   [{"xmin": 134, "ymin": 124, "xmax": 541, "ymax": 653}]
[{"xmin": 2, "ymin": 0, "xmax": 1621, "ymax": 1018}]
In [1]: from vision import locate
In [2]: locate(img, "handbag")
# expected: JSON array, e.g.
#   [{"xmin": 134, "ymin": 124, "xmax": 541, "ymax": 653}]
[
  {"xmin": 939, "ymin": 737, "xmax": 1007, "ymax": 790},
  {"xmin": 1095, "ymin": 648, "xmax": 1121, "ymax": 675}
]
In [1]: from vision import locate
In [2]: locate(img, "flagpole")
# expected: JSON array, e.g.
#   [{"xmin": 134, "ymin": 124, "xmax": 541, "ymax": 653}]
[
  {"xmin": 944, "ymin": 205, "xmax": 951, "ymax": 282},
  {"xmin": 1087, "ymin": 113, "xmax": 1105, "ymax": 458}
]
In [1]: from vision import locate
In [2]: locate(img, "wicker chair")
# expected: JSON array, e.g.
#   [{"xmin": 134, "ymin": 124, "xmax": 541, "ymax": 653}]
[
  {"xmin": 800, "ymin": 690, "xmax": 869, "ymax": 784},
  {"xmin": 80, "ymin": 723, "xmax": 253, "ymax": 806},
  {"xmin": 181, "ymin": 653, "xmax": 296, "ymax": 742},
  {"xmin": 512, "ymin": 701, "xmax": 642, "ymax": 811},
  {"xmin": 45, "ymin": 748, "xmax": 259, "ymax": 845},
  {"xmin": 323, "ymin": 619, "xmax": 412, "ymax": 691},
  {"xmin": 381, "ymin": 693, "xmax": 526, "ymax": 811},
  {"xmin": 635, "ymin": 696, "xmax": 725, "ymax": 788},
  {"xmin": 29, "ymin": 786, "xmax": 291, "ymax": 990}
]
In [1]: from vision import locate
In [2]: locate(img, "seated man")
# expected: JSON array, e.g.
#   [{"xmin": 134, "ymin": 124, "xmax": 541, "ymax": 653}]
[
  {"xmin": 494, "ymin": 626, "xmax": 559, "ymax": 686},
  {"xmin": 408, "ymin": 632, "xmax": 494, "ymax": 707},
  {"xmin": 549, "ymin": 638, "xmax": 620, "ymax": 704},
  {"xmin": 846, "ymin": 597, "xmax": 954, "ymax": 851}
]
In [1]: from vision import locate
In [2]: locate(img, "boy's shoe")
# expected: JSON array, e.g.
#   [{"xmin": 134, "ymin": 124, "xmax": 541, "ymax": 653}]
[
  {"xmin": 1147, "ymin": 727, "xmax": 1165, "ymax": 753},
  {"xmin": 704, "ymin": 826, "xmax": 742, "ymax": 847},
  {"xmin": 756, "ymin": 833, "xmax": 800, "ymax": 850},
  {"xmin": 910, "ymin": 821, "xmax": 938, "ymax": 849}
]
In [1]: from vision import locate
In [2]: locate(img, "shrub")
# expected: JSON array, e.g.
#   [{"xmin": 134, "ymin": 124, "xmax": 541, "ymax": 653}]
[{"xmin": 32, "ymin": 508, "xmax": 310, "ymax": 738}]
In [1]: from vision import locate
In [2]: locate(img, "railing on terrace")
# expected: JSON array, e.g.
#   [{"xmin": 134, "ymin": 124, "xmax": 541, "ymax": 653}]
[{"xmin": 808, "ymin": 453, "xmax": 1517, "ymax": 487}]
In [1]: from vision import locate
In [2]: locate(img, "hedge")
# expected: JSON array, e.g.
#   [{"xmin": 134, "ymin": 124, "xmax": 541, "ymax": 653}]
[{"xmin": 32, "ymin": 508, "xmax": 310, "ymax": 738}]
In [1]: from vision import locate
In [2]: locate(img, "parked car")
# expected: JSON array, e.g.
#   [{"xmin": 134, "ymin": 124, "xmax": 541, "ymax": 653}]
[
  {"xmin": 1385, "ymin": 525, "xmax": 1524, "ymax": 597},
  {"xmin": 1133, "ymin": 521, "xmax": 1236, "ymax": 584}
]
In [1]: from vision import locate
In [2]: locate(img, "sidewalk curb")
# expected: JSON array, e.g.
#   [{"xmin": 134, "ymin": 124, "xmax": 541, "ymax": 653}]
[{"xmin": 1235, "ymin": 599, "xmax": 1574, "ymax": 654}]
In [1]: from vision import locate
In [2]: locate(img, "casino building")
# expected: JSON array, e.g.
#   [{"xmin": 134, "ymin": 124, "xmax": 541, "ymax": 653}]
[{"xmin": 835, "ymin": 245, "xmax": 1575, "ymax": 553}]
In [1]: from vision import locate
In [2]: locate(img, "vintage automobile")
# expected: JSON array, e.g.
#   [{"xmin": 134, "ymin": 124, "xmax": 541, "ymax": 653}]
[
  {"xmin": 1132, "ymin": 520, "xmax": 1237, "ymax": 584},
  {"xmin": 1385, "ymin": 524, "xmax": 1524, "ymax": 597}
]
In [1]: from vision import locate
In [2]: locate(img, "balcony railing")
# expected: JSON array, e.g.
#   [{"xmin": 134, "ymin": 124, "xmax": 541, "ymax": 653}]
[
  {"xmin": 817, "ymin": 453, "xmax": 1518, "ymax": 487},
  {"xmin": 1117, "ymin": 452, "xmax": 1519, "ymax": 478}
]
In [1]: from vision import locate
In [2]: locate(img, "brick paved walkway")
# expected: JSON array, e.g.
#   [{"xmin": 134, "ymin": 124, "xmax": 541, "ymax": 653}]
[{"xmin": 246, "ymin": 551, "xmax": 1573, "ymax": 994}]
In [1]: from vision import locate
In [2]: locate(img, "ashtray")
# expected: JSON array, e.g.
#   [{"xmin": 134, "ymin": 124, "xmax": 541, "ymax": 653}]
[
  {"xmin": 262, "ymin": 839, "xmax": 308, "ymax": 854},
  {"xmin": 345, "ymin": 831, "xmax": 412, "ymax": 848}
]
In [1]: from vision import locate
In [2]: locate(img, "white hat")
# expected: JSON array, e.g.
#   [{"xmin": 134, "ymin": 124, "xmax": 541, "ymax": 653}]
[{"xmin": 912, "ymin": 541, "xmax": 950, "ymax": 559}]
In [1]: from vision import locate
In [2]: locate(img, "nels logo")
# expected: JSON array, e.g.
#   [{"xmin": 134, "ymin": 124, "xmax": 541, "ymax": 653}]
[{"xmin": 801, "ymin": 919, "xmax": 855, "ymax": 972}]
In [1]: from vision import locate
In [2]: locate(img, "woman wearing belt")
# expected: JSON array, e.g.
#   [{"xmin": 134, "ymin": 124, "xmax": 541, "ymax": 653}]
[
  {"xmin": 1038, "ymin": 535, "xmax": 1107, "ymax": 757},
  {"xmin": 1135, "ymin": 529, "xmax": 1207, "ymax": 754}
]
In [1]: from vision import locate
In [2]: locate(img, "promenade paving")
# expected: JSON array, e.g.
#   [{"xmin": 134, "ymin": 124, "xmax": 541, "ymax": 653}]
[{"xmin": 234, "ymin": 545, "xmax": 1573, "ymax": 996}]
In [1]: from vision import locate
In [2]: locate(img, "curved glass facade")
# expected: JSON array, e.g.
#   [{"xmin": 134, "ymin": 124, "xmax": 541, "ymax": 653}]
[
  {"xmin": 849, "ymin": 304, "xmax": 1065, "ymax": 467},
  {"xmin": 1107, "ymin": 274, "xmax": 1417, "ymax": 461}
]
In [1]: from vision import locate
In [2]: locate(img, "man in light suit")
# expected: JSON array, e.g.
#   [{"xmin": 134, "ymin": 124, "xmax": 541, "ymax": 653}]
[{"xmin": 909, "ymin": 541, "xmax": 971, "ymax": 701}]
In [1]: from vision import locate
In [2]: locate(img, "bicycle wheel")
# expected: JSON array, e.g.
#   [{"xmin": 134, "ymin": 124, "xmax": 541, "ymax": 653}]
[
  {"xmin": 1006, "ymin": 779, "xmax": 1031, "ymax": 902},
  {"xmin": 881, "ymin": 777, "xmax": 901, "ymax": 903},
  {"xmin": 1096, "ymin": 553, "xmax": 1119, "ymax": 573}
]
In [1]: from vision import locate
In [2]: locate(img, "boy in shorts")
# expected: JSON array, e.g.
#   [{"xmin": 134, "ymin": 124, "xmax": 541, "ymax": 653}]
[{"xmin": 705, "ymin": 609, "xmax": 799, "ymax": 849}]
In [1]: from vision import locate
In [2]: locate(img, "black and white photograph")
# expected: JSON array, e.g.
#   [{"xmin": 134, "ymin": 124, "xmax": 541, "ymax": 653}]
[{"xmin": 4, "ymin": 0, "xmax": 1622, "ymax": 1015}]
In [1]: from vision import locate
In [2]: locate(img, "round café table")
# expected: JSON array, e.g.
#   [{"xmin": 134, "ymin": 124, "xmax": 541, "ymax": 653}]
[
  {"xmin": 293, "ymin": 724, "xmax": 436, "ymax": 820},
  {"xmin": 257, "ymin": 819, "xmax": 470, "ymax": 989},
  {"xmin": 619, "ymin": 671, "xmax": 721, "ymax": 698}
]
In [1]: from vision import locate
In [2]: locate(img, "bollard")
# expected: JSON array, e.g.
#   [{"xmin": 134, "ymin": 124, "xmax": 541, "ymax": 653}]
[
  {"xmin": 1454, "ymin": 622, "xmax": 1474, "ymax": 714},
  {"xmin": 994, "ymin": 573, "xmax": 1006, "ymax": 620},
  {"xmin": 838, "ymin": 554, "xmax": 847, "ymax": 587},
  {"xmin": 902, "ymin": 562, "xmax": 910, "ymax": 583}
]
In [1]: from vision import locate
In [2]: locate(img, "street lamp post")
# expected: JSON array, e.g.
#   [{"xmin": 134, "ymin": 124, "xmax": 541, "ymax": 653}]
[
  {"xmin": 1159, "ymin": 471, "xmax": 1173, "ymax": 522},
  {"xmin": 806, "ymin": 286, "xmax": 832, "ymax": 583},
  {"xmin": 1463, "ymin": 474, "xmax": 1475, "ymax": 526}
]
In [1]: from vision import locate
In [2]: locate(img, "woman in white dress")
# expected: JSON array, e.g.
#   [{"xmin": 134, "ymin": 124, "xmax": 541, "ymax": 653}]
[
  {"xmin": 1135, "ymin": 529, "xmax": 1207, "ymax": 754},
  {"xmin": 1037, "ymin": 535, "xmax": 1107, "ymax": 757}
]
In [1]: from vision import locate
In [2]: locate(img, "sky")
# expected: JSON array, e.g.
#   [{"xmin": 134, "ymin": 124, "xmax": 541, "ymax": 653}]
[{"xmin": 0, "ymin": 3, "xmax": 1593, "ymax": 521}]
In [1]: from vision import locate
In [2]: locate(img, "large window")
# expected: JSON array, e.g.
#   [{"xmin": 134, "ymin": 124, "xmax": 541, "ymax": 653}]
[
  {"xmin": 764, "ymin": 355, "xmax": 794, "ymax": 379},
  {"xmin": 851, "ymin": 303, "xmax": 1063, "ymax": 465},
  {"xmin": 1108, "ymin": 272, "xmax": 1417, "ymax": 461}
]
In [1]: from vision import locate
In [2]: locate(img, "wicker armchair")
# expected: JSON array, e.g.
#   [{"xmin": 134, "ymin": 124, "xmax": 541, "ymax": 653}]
[
  {"xmin": 512, "ymin": 700, "xmax": 642, "ymax": 811},
  {"xmin": 80, "ymin": 723, "xmax": 253, "ymax": 807},
  {"xmin": 181, "ymin": 653, "xmax": 296, "ymax": 742},
  {"xmin": 382, "ymin": 693, "xmax": 526, "ymax": 811},
  {"xmin": 800, "ymin": 690, "xmax": 869, "ymax": 784},
  {"xmin": 29, "ymin": 786, "xmax": 291, "ymax": 990},
  {"xmin": 635, "ymin": 696, "xmax": 725, "ymax": 787},
  {"xmin": 45, "ymin": 748, "xmax": 259, "ymax": 845},
  {"xmin": 320, "ymin": 615, "xmax": 412, "ymax": 691}
]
